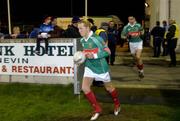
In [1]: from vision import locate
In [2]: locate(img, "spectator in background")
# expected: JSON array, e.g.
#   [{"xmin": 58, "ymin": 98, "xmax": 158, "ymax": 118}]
[
  {"xmin": 143, "ymin": 28, "xmax": 151, "ymax": 47},
  {"xmin": 11, "ymin": 26, "xmax": 21, "ymax": 39},
  {"xmin": 10, "ymin": 26, "xmax": 27, "ymax": 39},
  {"xmin": 116, "ymin": 23, "xmax": 124, "ymax": 47},
  {"xmin": 162, "ymin": 20, "xmax": 169, "ymax": 32},
  {"xmin": 64, "ymin": 16, "xmax": 81, "ymax": 38},
  {"xmin": 35, "ymin": 16, "xmax": 54, "ymax": 55},
  {"xmin": 95, "ymin": 22, "xmax": 109, "ymax": 45},
  {"xmin": 51, "ymin": 17, "xmax": 65, "ymax": 38},
  {"xmin": 150, "ymin": 21, "xmax": 165, "ymax": 57},
  {"xmin": 29, "ymin": 25, "xmax": 40, "ymax": 38},
  {"xmin": 96, "ymin": 22, "xmax": 109, "ymax": 63},
  {"xmin": 93, "ymin": 22, "xmax": 109, "ymax": 87},
  {"xmin": 21, "ymin": 30, "xmax": 29, "ymax": 38},
  {"xmin": 107, "ymin": 21, "xmax": 118, "ymax": 65},
  {"xmin": 162, "ymin": 20, "xmax": 169, "ymax": 56},
  {"xmin": 166, "ymin": 19, "xmax": 179, "ymax": 67},
  {"xmin": 87, "ymin": 18, "xmax": 97, "ymax": 32}
]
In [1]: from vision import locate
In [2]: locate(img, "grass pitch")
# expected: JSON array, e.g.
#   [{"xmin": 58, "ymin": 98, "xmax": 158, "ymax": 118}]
[{"xmin": 0, "ymin": 83, "xmax": 179, "ymax": 121}]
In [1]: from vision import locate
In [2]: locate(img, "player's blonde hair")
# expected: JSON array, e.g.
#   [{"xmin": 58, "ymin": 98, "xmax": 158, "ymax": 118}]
[{"xmin": 78, "ymin": 19, "xmax": 92, "ymax": 28}]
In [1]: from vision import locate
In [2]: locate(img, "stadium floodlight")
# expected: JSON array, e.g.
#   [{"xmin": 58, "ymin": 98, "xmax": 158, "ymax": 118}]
[{"xmin": 145, "ymin": 2, "xmax": 149, "ymax": 8}]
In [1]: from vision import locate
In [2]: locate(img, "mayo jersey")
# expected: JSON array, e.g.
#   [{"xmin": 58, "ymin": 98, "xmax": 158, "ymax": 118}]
[
  {"xmin": 121, "ymin": 23, "xmax": 143, "ymax": 43},
  {"xmin": 80, "ymin": 34, "xmax": 109, "ymax": 74}
]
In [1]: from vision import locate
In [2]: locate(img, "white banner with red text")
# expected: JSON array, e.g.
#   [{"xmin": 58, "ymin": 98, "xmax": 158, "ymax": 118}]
[{"xmin": 0, "ymin": 43, "xmax": 74, "ymax": 76}]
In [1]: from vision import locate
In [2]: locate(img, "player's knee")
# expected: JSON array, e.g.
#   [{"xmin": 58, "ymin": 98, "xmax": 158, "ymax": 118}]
[
  {"xmin": 81, "ymin": 86, "xmax": 91, "ymax": 94},
  {"xmin": 104, "ymin": 84, "xmax": 114, "ymax": 92},
  {"xmin": 136, "ymin": 56, "xmax": 141, "ymax": 61}
]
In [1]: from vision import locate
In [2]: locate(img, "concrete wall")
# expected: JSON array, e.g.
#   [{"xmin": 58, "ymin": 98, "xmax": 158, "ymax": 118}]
[
  {"xmin": 170, "ymin": 0, "xmax": 180, "ymax": 24},
  {"xmin": 148, "ymin": 0, "xmax": 180, "ymax": 51},
  {"xmin": 149, "ymin": 0, "xmax": 169, "ymax": 29},
  {"xmin": 146, "ymin": 0, "xmax": 180, "ymax": 28},
  {"xmin": 170, "ymin": 0, "xmax": 180, "ymax": 52}
]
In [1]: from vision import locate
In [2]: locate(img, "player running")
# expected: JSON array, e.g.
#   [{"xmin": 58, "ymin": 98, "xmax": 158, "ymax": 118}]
[
  {"xmin": 77, "ymin": 20, "xmax": 121, "ymax": 120},
  {"xmin": 121, "ymin": 16, "xmax": 144, "ymax": 79}
]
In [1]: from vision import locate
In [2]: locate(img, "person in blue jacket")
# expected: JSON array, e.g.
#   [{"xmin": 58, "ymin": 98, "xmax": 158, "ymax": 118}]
[{"xmin": 35, "ymin": 16, "xmax": 54, "ymax": 55}]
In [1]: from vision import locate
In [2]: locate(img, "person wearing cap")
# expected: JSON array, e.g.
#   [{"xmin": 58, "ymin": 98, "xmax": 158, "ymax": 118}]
[
  {"xmin": 95, "ymin": 22, "xmax": 109, "ymax": 45},
  {"xmin": 64, "ymin": 16, "xmax": 81, "ymax": 38},
  {"xmin": 35, "ymin": 16, "xmax": 54, "ymax": 55}
]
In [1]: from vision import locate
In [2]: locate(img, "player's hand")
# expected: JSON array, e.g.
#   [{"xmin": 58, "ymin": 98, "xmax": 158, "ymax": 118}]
[
  {"xmin": 127, "ymin": 35, "xmax": 132, "ymax": 39},
  {"xmin": 85, "ymin": 52, "xmax": 94, "ymax": 59},
  {"xmin": 38, "ymin": 34, "xmax": 42, "ymax": 38},
  {"xmin": 104, "ymin": 47, "xmax": 111, "ymax": 54},
  {"xmin": 47, "ymin": 34, "xmax": 51, "ymax": 37}
]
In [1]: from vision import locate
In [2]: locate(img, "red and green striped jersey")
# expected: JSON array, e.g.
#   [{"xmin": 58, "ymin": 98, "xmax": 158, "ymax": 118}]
[
  {"xmin": 80, "ymin": 33, "xmax": 109, "ymax": 74},
  {"xmin": 121, "ymin": 22, "xmax": 144, "ymax": 43}
]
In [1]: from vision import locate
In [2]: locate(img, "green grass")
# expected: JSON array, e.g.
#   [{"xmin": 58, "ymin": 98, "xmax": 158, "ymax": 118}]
[{"xmin": 0, "ymin": 83, "xmax": 179, "ymax": 121}]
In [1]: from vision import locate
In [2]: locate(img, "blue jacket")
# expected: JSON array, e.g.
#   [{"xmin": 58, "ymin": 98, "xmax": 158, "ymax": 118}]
[
  {"xmin": 39, "ymin": 23, "xmax": 54, "ymax": 33},
  {"xmin": 29, "ymin": 28, "xmax": 40, "ymax": 38},
  {"xmin": 108, "ymin": 28, "xmax": 117, "ymax": 44}
]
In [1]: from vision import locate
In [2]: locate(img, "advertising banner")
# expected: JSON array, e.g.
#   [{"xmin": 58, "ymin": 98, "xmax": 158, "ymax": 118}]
[{"xmin": 0, "ymin": 43, "xmax": 74, "ymax": 76}]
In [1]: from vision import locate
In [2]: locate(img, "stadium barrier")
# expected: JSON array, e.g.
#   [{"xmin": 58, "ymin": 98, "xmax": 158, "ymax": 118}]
[{"xmin": 0, "ymin": 38, "xmax": 82, "ymax": 94}]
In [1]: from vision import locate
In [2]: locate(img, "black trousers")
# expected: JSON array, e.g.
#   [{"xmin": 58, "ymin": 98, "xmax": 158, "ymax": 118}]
[
  {"xmin": 36, "ymin": 38, "xmax": 49, "ymax": 53},
  {"xmin": 153, "ymin": 37, "xmax": 163, "ymax": 57},
  {"xmin": 162, "ymin": 39, "xmax": 168, "ymax": 56},
  {"xmin": 108, "ymin": 42, "xmax": 116, "ymax": 65},
  {"xmin": 168, "ymin": 38, "xmax": 177, "ymax": 65},
  {"xmin": 119, "ymin": 39, "xmax": 125, "ymax": 47}
]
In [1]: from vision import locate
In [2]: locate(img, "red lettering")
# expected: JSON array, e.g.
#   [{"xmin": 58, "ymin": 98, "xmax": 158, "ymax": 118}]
[
  {"xmin": 53, "ymin": 67, "xmax": 59, "ymax": 74},
  {"xmin": 18, "ymin": 66, "xmax": 22, "ymax": 73},
  {"xmin": 11, "ymin": 65, "xmax": 73, "ymax": 75},
  {"xmin": 29, "ymin": 66, "xmax": 34, "ymax": 73},
  {"xmin": 12, "ymin": 66, "xmax": 17, "ymax": 72},
  {"xmin": 34, "ymin": 66, "xmax": 39, "ymax": 73},
  {"xmin": 59, "ymin": 67, "xmax": 66, "ymax": 74},
  {"xmin": 66, "ymin": 67, "xmax": 71, "ymax": 74},
  {"xmin": 39, "ymin": 66, "xmax": 46, "ymax": 73},
  {"xmin": 23, "ymin": 66, "xmax": 28, "ymax": 73},
  {"xmin": 46, "ymin": 66, "xmax": 52, "ymax": 73}
]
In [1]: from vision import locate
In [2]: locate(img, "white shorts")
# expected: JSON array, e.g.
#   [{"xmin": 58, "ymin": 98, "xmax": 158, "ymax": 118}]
[
  {"xmin": 129, "ymin": 41, "xmax": 143, "ymax": 54},
  {"xmin": 84, "ymin": 67, "xmax": 111, "ymax": 82}
]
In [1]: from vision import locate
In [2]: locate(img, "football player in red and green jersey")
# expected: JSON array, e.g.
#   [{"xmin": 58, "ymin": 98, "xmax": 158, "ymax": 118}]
[
  {"xmin": 121, "ymin": 16, "xmax": 144, "ymax": 79},
  {"xmin": 78, "ymin": 20, "xmax": 121, "ymax": 120}
]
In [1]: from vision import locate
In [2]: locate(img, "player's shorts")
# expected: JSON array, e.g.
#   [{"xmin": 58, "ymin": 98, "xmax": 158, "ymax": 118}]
[
  {"xmin": 84, "ymin": 67, "xmax": 111, "ymax": 82},
  {"xmin": 129, "ymin": 41, "xmax": 143, "ymax": 54}
]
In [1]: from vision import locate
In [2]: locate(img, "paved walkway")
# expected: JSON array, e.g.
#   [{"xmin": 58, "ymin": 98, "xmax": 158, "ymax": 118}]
[
  {"xmin": 110, "ymin": 64, "xmax": 180, "ymax": 90},
  {"xmin": 110, "ymin": 45, "xmax": 180, "ymax": 90}
]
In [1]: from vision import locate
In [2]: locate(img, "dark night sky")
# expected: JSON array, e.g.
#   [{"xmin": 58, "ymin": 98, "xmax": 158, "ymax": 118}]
[{"xmin": 0, "ymin": 0, "xmax": 145, "ymax": 25}]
